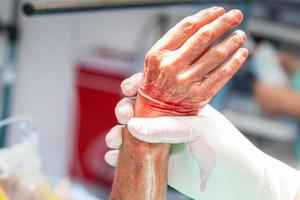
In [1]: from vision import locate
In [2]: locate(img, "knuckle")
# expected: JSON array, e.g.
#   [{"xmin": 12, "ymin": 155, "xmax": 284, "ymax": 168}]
[
  {"xmin": 200, "ymin": 30, "xmax": 212, "ymax": 43},
  {"xmin": 120, "ymin": 78, "xmax": 131, "ymax": 92},
  {"xmin": 159, "ymin": 63, "xmax": 171, "ymax": 74},
  {"xmin": 223, "ymin": 66, "xmax": 232, "ymax": 75},
  {"xmin": 159, "ymin": 62, "xmax": 171, "ymax": 69},
  {"xmin": 217, "ymin": 69, "xmax": 228, "ymax": 80},
  {"xmin": 181, "ymin": 17, "xmax": 197, "ymax": 34},
  {"xmin": 160, "ymin": 56, "xmax": 178, "ymax": 69},
  {"xmin": 199, "ymin": 7, "xmax": 221, "ymax": 19},
  {"xmin": 229, "ymin": 36, "xmax": 241, "ymax": 50},
  {"xmin": 115, "ymin": 98, "xmax": 131, "ymax": 117},
  {"xmin": 206, "ymin": 9, "xmax": 219, "ymax": 19},
  {"xmin": 120, "ymin": 78, "xmax": 127, "ymax": 89},
  {"xmin": 231, "ymin": 34, "xmax": 240, "ymax": 44},
  {"xmin": 222, "ymin": 15, "xmax": 235, "ymax": 27},
  {"xmin": 114, "ymin": 103, "xmax": 122, "ymax": 117},
  {"xmin": 214, "ymin": 66, "xmax": 231, "ymax": 79},
  {"xmin": 144, "ymin": 52, "xmax": 153, "ymax": 63},
  {"xmin": 211, "ymin": 47, "xmax": 226, "ymax": 60},
  {"xmin": 121, "ymin": 74, "xmax": 141, "ymax": 96},
  {"xmin": 144, "ymin": 51, "xmax": 161, "ymax": 65},
  {"xmin": 199, "ymin": 8, "xmax": 211, "ymax": 17},
  {"xmin": 232, "ymin": 31, "xmax": 246, "ymax": 45},
  {"xmin": 232, "ymin": 58, "xmax": 241, "ymax": 67}
]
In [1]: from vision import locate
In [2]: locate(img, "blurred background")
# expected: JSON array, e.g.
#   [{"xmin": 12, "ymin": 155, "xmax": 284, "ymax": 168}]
[{"xmin": 0, "ymin": 0, "xmax": 300, "ymax": 199}]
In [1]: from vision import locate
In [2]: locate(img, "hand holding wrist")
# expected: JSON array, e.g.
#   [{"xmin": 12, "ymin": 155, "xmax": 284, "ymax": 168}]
[{"xmin": 107, "ymin": 72, "xmax": 300, "ymax": 200}]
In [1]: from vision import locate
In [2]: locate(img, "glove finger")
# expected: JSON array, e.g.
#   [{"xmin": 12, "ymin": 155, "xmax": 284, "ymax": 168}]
[
  {"xmin": 115, "ymin": 97, "xmax": 135, "ymax": 124},
  {"xmin": 127, "ymin": 105, "xmax": 223, "ymax": 144},
  {"xmin": 105, "ymin": 125, "xmax": 124, "ymax": 149},
  {"xmin": 121, "ymin": 72, "xmax": 143, "ymax": 97},
  {"xmin": 104, "ymin": 150, "xmax": 119, "ymax": 167},
  {"xmin": 127, "ymin": 116, "xmax": 209, "ymax": 144}
]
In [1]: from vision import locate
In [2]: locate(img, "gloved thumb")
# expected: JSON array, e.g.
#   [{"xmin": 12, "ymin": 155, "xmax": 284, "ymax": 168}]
[{"xmin": 127, "ymin": 116, "xmax": 210, "ymax": 144}]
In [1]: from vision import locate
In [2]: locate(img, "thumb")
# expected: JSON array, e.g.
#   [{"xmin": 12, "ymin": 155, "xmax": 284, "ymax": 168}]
[
  {"xmin": 127, "ymin": 116, "xmax": 209, "ymax": 144},
  {"xmin": 121, "ymin": 72, "xmax": 143, "ymax": 97}
]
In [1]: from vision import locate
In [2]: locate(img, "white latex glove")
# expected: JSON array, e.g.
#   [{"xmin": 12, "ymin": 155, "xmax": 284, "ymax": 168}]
[{"xmin": 105, "ymin": 72, "xmax": 300, "ymax": 200}]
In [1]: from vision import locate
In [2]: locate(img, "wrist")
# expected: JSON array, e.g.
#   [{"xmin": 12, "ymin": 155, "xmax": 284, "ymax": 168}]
[{"xmin": 136, "ymin": 89, "xmax": 200, "ymax": 117}]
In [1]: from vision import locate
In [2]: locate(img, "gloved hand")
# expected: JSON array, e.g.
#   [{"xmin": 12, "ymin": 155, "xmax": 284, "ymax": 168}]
[{"xmin": 105, "ymin": 72, "xmax": 300, "ymax": 200}]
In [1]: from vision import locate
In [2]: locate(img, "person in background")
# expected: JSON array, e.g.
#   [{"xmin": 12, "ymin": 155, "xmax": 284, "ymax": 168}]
[{"xmin": 254, "ymin": 51, "xmax": 300, "ymax": 119}]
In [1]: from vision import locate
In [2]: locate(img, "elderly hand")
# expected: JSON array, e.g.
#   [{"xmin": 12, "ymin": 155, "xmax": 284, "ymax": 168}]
[
  {"xmin": 105, "ymin": 73, "xmax": 300, "ymax": 200},
  {"xmin": 110, "ymin": 7, "xmax": 249, "ymax": 199},
  {"xmin": 136, "ymin": 7, "xmax": 248, "ymax": 116}
]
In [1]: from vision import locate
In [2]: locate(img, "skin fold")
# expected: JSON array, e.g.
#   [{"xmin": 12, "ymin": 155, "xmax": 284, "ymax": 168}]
[{"xmin": 109, "ymin": 6, "xmax": 248, "ymax": 200}]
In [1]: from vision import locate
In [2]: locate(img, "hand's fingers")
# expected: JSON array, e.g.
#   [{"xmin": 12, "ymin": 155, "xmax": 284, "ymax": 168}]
[
  {"xmin": 121, "ymin": 72, "xmax": 143, "ymax": 97},
  {"xmin": 176, "ymin": 9, "xmax": 243, "ymax": 66},
  {"xmin": 151, "ymin": 6, "xmax": 225, "ymax": 51},
  {"xmin": 127, "ymin": 116, "xmax": 210, "ymax": 143},
  {"xmin": 200, "ymin": 48, "xmax": 248, "ymax": 96},
  {"xmin": 105, "ymin": 125, "xmax": 123, "ymax": 149},
  {"xmin": 181, "ymin": 30, "xmax": 246, "ymax": 81},
  {"xmin": 104, "ymin": 150, "xmax": 119, "ymax": 167},
  {"xmin": 115, "ymin": 97, "xmax": 135, "ymax": 124}
]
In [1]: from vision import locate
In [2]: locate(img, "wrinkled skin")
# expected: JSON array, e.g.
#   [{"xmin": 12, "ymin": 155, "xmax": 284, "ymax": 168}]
[{"xmin": 110, "ymin": 6, "xmax": 248, "ymax": 200}]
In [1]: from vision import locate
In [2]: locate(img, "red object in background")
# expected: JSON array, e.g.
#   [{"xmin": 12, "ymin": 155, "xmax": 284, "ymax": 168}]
[{"xmin": 70, "ymin": 48, "xmax": 132, "ymax": 187}]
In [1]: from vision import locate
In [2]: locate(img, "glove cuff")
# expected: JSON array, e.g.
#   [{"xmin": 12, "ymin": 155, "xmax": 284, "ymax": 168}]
[{"xmin": 261, "ymin": 153, "xmax": 300, "ymax": 200}]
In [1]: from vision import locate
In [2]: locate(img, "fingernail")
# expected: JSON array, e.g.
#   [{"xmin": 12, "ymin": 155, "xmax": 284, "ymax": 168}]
[
  {"xmin": 240, "ymin": 48, "xmax": 249, "ymax": 58},
  {"xmin": 124, "ymin": 82, "xmax": 133, "ymax": 93},
  {"xmin": 240, "ymin": 31, "xmax": 246, "ymax": 41},
  {"xmin": 121, "ymin": 81, "xmax": 134, "ymax": 96},
  {"xmin": 211, "ymin": 6, "xmax": 222, "ymax": 11},
  {"xmin": 211, "ymin": 6, "xmax": 219, "ymax": 10},
  {"xmin": 235, "ymin": 30, "xmax": 246, "ymax": 42},
  {"xmin": 104, "ymin": 151, "xmax": 118, "ymax": 167},
  {"xmin": 201, "ymin": 30, "xmax": 211, "ymax": 44},
  {"xmin": 118, "ymin": 105, "xmax": 131, "ymax": 123},
  {"xmin": 231, "ymin": 9, "xmax": 243, "ymax": 21},
  {"xmin": 106, "ymin": 133, "xmax": 120, "ymax": 149},
  {"xmin": 105, "ymin": 133, "xmax": 112, "ymax": 147},
  {"xmin": 215, "ymin": 7, "xmax": 225, "ymax": 13}
]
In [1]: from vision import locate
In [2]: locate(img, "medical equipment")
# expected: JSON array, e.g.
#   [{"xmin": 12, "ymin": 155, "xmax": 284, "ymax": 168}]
[{"xmin": 23, "ymin": 0, "xmax": 300, "ymax": 16}]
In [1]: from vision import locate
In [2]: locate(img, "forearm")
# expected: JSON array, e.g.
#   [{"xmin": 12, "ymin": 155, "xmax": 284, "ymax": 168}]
[{"xmin": 280, "ymin": 90, "xmax": 300, "ymax": 120}]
